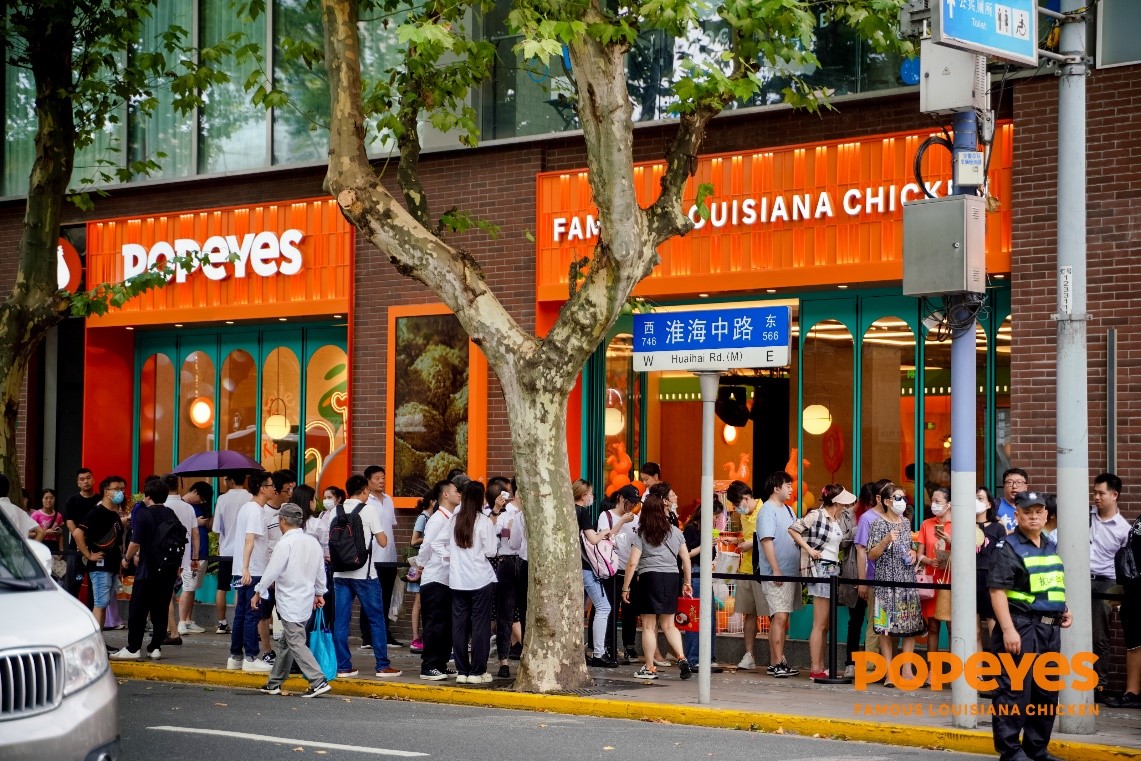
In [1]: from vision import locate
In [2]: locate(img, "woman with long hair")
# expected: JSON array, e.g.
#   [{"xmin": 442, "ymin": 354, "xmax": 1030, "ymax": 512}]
[
  {"xmin": 850, "ymin": 478, "xmax": 892, "ymax": 677},
  {"xmin": 867, "ymin": 482, "xmax": 925, "ymax": 687},
  {"xmin": 621, "ymin": 492, "xmax": 692, "ymax": 680},
  {"xmin": 917, "ymin": 486, "xmax": 952, "ymax": 657},
  {"xmin": 790, "ymin": 483, "xmax": 856, "ymax": 680},
  {"xmin": 434, "ymin": 480, "xmax": 497, "ymax": 683},
  {"xmin": 576, "ymin": 478, "xmax": 617, "ymax": 668},
  {"xmin": 974, "ymin": 486, "xmax": 1006, "ymax": 652}
]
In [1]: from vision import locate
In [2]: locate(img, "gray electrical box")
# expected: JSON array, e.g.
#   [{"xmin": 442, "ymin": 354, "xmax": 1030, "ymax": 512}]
[
  {"xmin": 903, "ymin": 195, "xmax": 986, "ymax": 296},
  {"xmin": 920, "ymin": 38, "xmax": 988, "ymax": 115}
]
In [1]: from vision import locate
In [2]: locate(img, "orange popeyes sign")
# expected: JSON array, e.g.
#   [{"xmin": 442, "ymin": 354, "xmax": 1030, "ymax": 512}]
[
  {"xmin": 535, "ymin": 124, "xmax": 1013, "ymax": 301},
  {"xmin": 85, "ymin": 198, "xmax": 353, "ymax": 326}
]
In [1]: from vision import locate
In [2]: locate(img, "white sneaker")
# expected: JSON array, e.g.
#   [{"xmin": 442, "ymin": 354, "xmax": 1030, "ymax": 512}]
[
  {"xmin": 737, "ymin": 652, "xmax": 756, "ymax": 670},
  {"xmin": 476, "ymin": 673, "xmax": 494, "ymax": 683},
  {"xmin": 456, "ymin": 674, "xmax": 470, "ymax": 683},
  {"xmin": 178, "ymin": 621, "xmax": 205, "ymax": 635},
  {"xmin": 242, "ymin": 657, "xmax": 273, "ymax": 673},
  {"xmin": 110, "ymin": 647, "xmax": 140, "ymax": 660},
  {"xmin": 149, "ymin": 648, "xmax": 162, "ymax": 660},
  {"xmin": 226, "ymin": 657, "xmax": 243, "ymax": 671},
  {"xmin": 843, "ymin": 664, "xmax": 856, "ymax": 679}
]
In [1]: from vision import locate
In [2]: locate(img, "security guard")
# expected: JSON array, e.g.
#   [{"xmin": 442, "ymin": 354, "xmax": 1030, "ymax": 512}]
[{"xmin": 987, "ymin": 490, "xmax": 1072, "ymax": 761}]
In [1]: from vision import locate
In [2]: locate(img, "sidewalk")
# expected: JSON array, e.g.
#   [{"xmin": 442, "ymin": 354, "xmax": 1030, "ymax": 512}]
[{"xmin": 103, "ymin": 626, "xmax": 1139, "ymax": 761}]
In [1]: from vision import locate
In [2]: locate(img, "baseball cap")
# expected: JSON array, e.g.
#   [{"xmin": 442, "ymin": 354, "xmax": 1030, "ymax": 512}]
[
  {"xmin": 279, "ymin": 503, "xmax": 303, "ymax": 523},
  {"xmin": 614, "ymin": 484, "xmax": 640, "ymax": 504},
  {"xmin": 1014, "ymin": 491, "xmax": 1047, "ymax": 509}
]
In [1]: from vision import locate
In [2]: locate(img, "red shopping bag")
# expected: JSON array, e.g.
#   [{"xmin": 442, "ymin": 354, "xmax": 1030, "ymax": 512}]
[{"xmin": 674, "ymin": 596, "xmax": 699, "ymax": 632}]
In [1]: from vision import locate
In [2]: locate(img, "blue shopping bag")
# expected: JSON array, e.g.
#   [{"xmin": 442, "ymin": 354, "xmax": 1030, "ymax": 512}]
[{"xmin": 308, "ymin": 609, "xmax": 337, "ymax": 681}]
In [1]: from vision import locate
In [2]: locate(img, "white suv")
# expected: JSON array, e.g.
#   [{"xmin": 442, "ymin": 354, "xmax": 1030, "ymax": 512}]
[{"xmin": 0, "ymin": 509, "xmax": 119, "ymax": 760}]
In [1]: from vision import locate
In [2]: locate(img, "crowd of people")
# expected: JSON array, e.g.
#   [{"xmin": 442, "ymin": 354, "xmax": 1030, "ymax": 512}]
[{"xmin": 1, "ymin": 460, "xmax": 1137, "ymax": 712}]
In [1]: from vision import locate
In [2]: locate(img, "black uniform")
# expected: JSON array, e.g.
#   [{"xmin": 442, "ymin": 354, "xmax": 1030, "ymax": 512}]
[{"xmin": 986, "ymin": 529, "xmax": 1067, "ymax": 761}]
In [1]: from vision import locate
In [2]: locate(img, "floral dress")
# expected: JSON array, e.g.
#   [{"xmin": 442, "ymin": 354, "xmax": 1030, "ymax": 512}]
[{"xmin": 868, "ymin": 516, "xmax": 925, "ymax": 636}]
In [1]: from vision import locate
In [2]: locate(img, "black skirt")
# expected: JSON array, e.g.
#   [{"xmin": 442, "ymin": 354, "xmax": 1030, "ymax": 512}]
[{"xmin": 636, "ymin": 571, "xmax": 680, "ymax": 615}]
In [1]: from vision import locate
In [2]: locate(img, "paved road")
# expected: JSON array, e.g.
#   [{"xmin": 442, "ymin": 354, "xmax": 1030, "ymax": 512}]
[{"xmin": 119, "ymin": 680, "xmax": 989, "ymax": 760}]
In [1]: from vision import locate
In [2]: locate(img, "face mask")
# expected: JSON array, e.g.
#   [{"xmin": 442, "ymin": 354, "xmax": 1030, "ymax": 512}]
[
  {"xmin": 890, "ymin": 499, "xmax": 907, "ymax": 516},
  {"xmin": 111, "ymin": 490, "xmax": 125, "ymax": 506},
  {"xmin": 976, "ymin": 499, "xmax": 990, "ymax": 514},
  {"xmin": 930, "ymin": 502, "xmax": 948, "ymax": 517},
  {"xmin": 735, "ymin": 503, "xmax": 749, "ymax": 514},
  {"xmin": 583, "ymin": 497, "xmax": 594, "ymax": 508},
  {"xmin": 323, "ymin": 497, "xmax": 336, "ymax": 510}
]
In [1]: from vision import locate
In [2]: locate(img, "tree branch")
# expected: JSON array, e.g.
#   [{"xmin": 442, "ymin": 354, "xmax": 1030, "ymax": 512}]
[
  {"xmin": 396, "ymin": 67, "xmax": 432, "ymax": 229},
  {"xmin": 645, "ymin": 106, "xmax": 716, "ymax": 248},
  {"xmin": 320, "ymin": 0, "xmax": 533, "ymax": 368}
]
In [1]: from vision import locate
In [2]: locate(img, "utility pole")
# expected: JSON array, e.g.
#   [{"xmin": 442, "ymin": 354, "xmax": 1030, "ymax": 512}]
[
  {"xmin": 1054, "ymin": 0, "xmax": 1093, "ymax": 733},
  {"xmin": 947, "ymin": 109, "xmax": 980, "ymax": 729}
]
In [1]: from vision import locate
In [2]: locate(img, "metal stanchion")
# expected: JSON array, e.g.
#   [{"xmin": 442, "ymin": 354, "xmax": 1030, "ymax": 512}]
[{"xmin": 814, "ymin": 574, "xmax": 852, "ymax": 684}]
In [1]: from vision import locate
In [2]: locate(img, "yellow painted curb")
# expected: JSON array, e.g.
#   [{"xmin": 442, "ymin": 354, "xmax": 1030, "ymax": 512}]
[{"xmin": 112, "ymin": 662, "xmax": 1138, "ymax": 761}]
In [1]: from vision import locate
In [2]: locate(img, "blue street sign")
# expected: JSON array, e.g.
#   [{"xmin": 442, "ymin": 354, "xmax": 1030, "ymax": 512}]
[
  {"xmin": 934, "ymin": 0, "xmax": 1038, "ymax": 67},
  {"xmin": 632, "ymin": 306, "xmax": 792, "ymax": 373}
]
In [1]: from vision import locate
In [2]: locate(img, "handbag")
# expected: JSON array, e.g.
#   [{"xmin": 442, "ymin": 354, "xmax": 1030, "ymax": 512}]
[
  {"xmin": 915, "ymin": 570, "xmax": 936, "ymax": 600},
  {"xmin": 308, "ymin": 609, "xmax": 338, "ymax": 681},
  {"xmin": 674, "ymin": 596, "xmax": 699, "ymax": 632},
  {"xmin": 1116, "ymin": 519, "xmax": 1141, "ymax": 584}
]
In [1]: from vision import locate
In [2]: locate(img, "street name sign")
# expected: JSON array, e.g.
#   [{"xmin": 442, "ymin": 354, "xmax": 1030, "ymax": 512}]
[
  {"xmin": 933, "ymin": 0, "xmax": 1038, "ymax": 67},
  {"xmin": 633, "ymin": 306, "xmax": 792, "ymax": 373}
]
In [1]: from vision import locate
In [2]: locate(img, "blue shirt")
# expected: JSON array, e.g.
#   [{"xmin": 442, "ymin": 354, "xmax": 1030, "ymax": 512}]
[
  {"xmin": 755, "ymin": 499, "xmax": 800, "ymax": 577},
  {"xmin": 996, "ymin": 497, "xmax": 1017, "ymax": 533}
]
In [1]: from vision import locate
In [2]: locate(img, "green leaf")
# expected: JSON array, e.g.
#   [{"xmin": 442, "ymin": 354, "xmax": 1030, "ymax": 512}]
[{"xmin": 695, "ymin": 183, "xmax": 716, "ymax": 221}]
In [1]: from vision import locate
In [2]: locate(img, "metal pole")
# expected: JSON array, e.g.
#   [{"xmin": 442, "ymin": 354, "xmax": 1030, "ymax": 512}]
[
  {"xmin": 1056, "ymin": 0, "xmax": 1093, "ymax": 733},
  {"xmin": 697, "ymin": 371, "xmax": 720, "ymax": 705},
  {"xmin": 948, "ymin": 108, "xmax": 980, "ymax": 729}
]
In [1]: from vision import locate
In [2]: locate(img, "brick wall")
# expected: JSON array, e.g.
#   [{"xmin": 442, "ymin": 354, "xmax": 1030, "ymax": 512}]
[{"xmin": 1009, "ymin": 64, "xmax": 1141, "ymax": 517}]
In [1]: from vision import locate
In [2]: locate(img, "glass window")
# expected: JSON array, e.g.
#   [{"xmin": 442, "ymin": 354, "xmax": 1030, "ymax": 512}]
[
  {"xmin": 272, "ymin": 0, "xmax": 329, "ymax": 164},
  {"xmin": 303, "ymin": 345, "xmax": 348, "ymax": 487},
  {"xmin": 219, "ymin": 349, "xmax": 258, "ymax": 460},
  {"xmin": 994, "ymin": 316, "xmax": 1012, "ymax": 479},
  {"xmin": 861, "ymin": 317, "xmax": 915, "ymax": 499},
  {"xmin": 128, "ymin": 0, "xmax": 194, "ymax": 179},
  {"xmin": 603, "ymin": 334, "xmax": 639, "ymax": 496},
  {"xmin": 802, "ymin": 320, "xmax": 854, "ymax": 493},
  {"xmin": 2, "ymin": 64, "xmax": 35, "ymax": 196},
  {"xmin": 199, "ymin": 0, "xmax": 267, "ymax": 173},
  {"xmin": 919, "ymin": 325, "xmax": 987, "ymax": 503},
  {"xmin": 392, "ymin": 314, "xmax": 469, "ymax": 497},
  {"xmin": 262, "ymin": 346, "xmax": 300, "ymax": 472},
  {"xmin": 139, "ymin": 354, "xmax": 175, "ymax": 480},
  {"xmin": 178, "ymin": 351, "xmax": 216, "ymax": 464}
]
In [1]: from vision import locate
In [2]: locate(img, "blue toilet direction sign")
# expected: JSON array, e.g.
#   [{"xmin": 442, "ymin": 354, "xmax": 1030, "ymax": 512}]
[
  {"xmin": 934, "ymin": 0, "xmax": 1038, "ymax": 67},
  {"xmin": 633, "ymin": 306, "xmax": 792, "ymax": 373}
]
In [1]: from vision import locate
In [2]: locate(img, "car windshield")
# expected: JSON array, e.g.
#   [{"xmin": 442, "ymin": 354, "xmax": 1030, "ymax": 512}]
[{"xmin": 0, "ymin": 510, "xmax": 50, "ymax": 586}]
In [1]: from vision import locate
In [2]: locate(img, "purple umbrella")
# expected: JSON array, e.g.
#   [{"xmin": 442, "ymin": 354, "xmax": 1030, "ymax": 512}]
[{"xmin": 172, "ymin": 450, "xmax": 265, "ymax": 477}]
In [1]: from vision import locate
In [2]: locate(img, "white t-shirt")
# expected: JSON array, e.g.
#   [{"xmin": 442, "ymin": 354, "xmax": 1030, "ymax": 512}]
[
  {"xmin": 599, "ymin": 509, "xmax": 639, "ymax": 568},
  {"xmin": 1090, "ymin": 507, "xmax": 1131, "ymax": 577},
  {"xmin": 1, "ymin": 498, "xmax": 39, "ymax": 540},
  {"xmin": 263, "ymin": 504, "xmax": 283, "ymax": 556},
  {"xmin": 367, "ymin": 493, "xmax": 397, "ymax": 563},
  {"xmin": 213, "ymin": 488, "xmax": 251, "ymax": 559},
  {"xmin": 165, "ymin": 496, "xmax": 197, "ymax": 571},
  {"xmin": 333, "ymin": 499, "xmax": 385, "ymax": 580},
  {"xmin": 237, "ymin": 501, "xmax": 269, "ymax": 577}
]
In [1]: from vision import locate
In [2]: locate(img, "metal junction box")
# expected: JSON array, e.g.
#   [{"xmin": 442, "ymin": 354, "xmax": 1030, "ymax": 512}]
[
  {"xmin": 903, "ymin": 194, "xmax": 986, "ymax": 296},
  {"xmin": 920, "ymin": 38, "xmax": 988, "ymax": 115}
]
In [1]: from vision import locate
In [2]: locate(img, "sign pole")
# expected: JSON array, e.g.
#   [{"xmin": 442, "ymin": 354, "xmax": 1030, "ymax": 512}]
[{"xmin": 697, "ymin": 371, "xmax": 720, "ymax": 705}]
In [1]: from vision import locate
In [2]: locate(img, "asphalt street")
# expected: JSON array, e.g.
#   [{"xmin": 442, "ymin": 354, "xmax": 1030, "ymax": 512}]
[{"xmin": 118, "ymin": 680, "xmax": 990, "ymax": 761}]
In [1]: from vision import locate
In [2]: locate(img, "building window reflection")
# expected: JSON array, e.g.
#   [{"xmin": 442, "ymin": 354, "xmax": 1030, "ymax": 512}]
[
  {"xmin": 139, "ymin": 354, "xmax": 175, "ymax": 481},
  {"xmin": 262, "ymin": 347, "xmax": 301, "ymax": 473},
  {"xmin": 219, "ymin": 349, "xmax": 258, "ymax": 459},
  {"xmin": 861, "ymin": 317, "xmax": 915, "ymax": 498},
  {"xmin": 802, "ymin": 320, "xmax": 855, "ymax": 494},
  {"xmin": 304, "ymin": 345, "xmax": 349, "ymax": 487},
  {"xmin": 179, "ymin": 351, "xmax": 216, "ymax": 464}
]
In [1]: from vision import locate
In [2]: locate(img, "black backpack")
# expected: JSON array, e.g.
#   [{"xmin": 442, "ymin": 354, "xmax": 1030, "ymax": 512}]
[
  {"xmin": 328, "ymin": 503, "xmax": 370, "ymax": 573},
  {"xmin": 150, "ymin": 514, "xmax": 188, "ymax": 576},
  {"xmin": 1115, "ymin": 518, "xmax": 1141, "ymax": 584}
]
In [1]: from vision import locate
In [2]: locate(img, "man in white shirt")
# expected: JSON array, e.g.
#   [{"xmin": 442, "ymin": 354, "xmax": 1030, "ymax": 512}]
[
  {"xmin": 211, "ymin": 471, "xmax": 251, "ymax": 634},
  {"xmin": 1091, "ymin": 472, "xmax": 1132, "ymax": 700},
  {"xmin": 362, "ymin": 465, "xmax": 401, "ymax": 647},
  {"xmin": 228, "ymin": 473, "xmax": 277, "ymax": 673},
  {"xmin": 162, "ymin": 474, "xmax": 199, "ymax": 644},
  {"xmin": 413, "ymin": 479, "xmax": 461, "ymax": 680},
  {"xmin": 0, "ymin": 475, "xmax": 43, "ymax": 542},
  {"xmin": 332, "ymin": 474, "xmax": 400, "ymax": 678},
  {"xmin": 254, "ymin": 503, "xmax": 330, "ymax": 698}
]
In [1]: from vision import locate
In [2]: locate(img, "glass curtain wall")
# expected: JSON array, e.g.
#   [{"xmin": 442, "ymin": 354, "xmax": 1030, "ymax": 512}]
[
  {"xmin": 128, "ymin": 0, "xmax": 195, "ymax": 179},
  {"xmin": 198, "ymin": 0, "xmax": 267, "ymax": 173}
]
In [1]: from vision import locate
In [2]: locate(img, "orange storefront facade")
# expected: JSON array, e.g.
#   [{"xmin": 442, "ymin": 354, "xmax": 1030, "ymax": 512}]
[
  {"xmin": 537, "ymin": 126, "xmax": 1016, "ymax": 530},
  {"xmin": 80, "ymin": 198, "xmax": 355, "ymax": 493}
]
